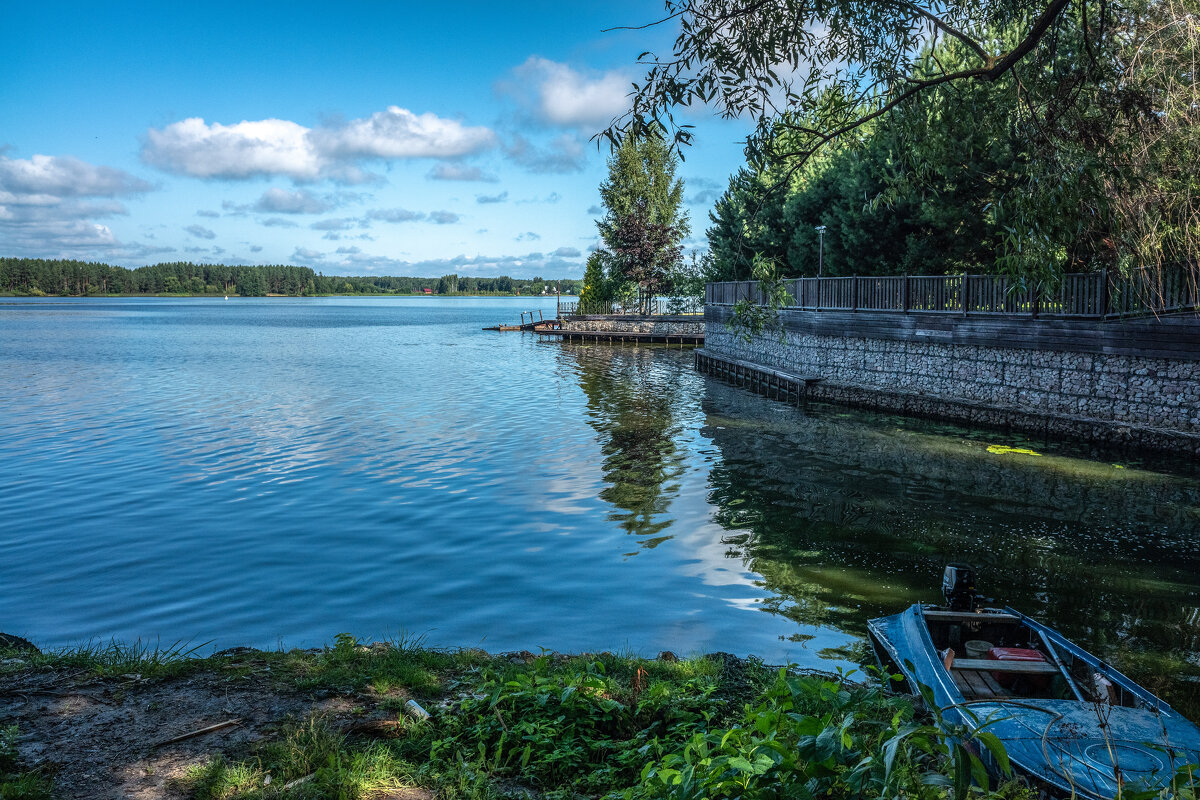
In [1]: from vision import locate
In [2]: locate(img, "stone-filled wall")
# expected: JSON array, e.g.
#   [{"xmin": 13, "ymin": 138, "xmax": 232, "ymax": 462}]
[
  {"xmin": 702, "ymin": 306, "xmax": 1200, "ymax": 453},
  {"xmin": 563, "ymin": 316, "xmax": 704, "ymax": 336}
]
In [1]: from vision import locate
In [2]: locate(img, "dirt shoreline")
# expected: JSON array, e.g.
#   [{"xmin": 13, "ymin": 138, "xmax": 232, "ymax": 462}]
[{"xmin": 1, "ymin": 639, "xmax": 806, "ymax": 800}]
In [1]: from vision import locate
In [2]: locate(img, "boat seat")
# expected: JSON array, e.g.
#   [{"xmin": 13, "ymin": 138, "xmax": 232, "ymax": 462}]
[
  {"xmin": 922, "ymin": 610, "xmax": 1020, "ymax": 623},
  {"xmin": 951, "ymin": 658, "xmax": 1059, "ymax": 675}
]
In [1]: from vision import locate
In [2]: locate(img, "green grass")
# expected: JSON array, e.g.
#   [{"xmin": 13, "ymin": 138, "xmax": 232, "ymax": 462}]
[
  {"xmin": 4, "ymin": 637, "xmax": 1057, "ymax": 800},
  {"xmin": 1, "ymin": 638, "xmax": 211, "ymax": 680},
  {"xmin": 0, "ymin": 726, "xmax": 54, "ymax": 800},
  {"xmin": 165, "ymin": 650, "xmax": 1042, "ymax": 800}
]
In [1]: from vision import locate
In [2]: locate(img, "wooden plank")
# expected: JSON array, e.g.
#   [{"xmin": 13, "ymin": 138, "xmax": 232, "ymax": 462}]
[
  {"xmin": 950, "ymin": 670, "xmax": 976, "ymax": 698},
  {"xmin": 957, "ymin": 669, "xmax": 997, "ymax": 698},
  {"xmin": 951, "ymin": 658, "xmax": 1059, "ymax": 675},
  {"xmin": 922, "ymin": 610, "xmax": 1020, "ymax": 623},
  {"xmin": 977, "ymin": 671, "xmax": 1009, "ymax": 696}
]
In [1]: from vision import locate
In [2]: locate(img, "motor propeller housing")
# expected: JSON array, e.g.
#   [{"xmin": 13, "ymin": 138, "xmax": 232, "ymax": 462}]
[{"xmin": 942, "ymin": 563, "xmax": 977, "ymax": 611}]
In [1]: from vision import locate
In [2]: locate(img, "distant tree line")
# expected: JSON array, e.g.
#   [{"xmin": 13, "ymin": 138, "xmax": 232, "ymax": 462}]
[{"xmin": 0, "ymin": 259, "xmax": 580, "ymax": 297}]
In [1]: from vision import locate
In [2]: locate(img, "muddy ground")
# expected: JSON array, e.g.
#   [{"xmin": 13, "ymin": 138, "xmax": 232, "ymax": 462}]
[{"xmin": 1, "ymin": 652, "xmax": 430, "ymax": 800}]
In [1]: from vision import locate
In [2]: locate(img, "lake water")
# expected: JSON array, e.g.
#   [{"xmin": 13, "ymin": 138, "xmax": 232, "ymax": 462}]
[{"xmin": 2, "ymin": 297, "xmax": 1198, "ymax": 717}]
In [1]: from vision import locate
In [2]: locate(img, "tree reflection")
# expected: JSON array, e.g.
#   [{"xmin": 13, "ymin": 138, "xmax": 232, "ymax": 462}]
[
  {"xmin": 700, "ymin": 381, "xmax": 1200, "ymax": 717},
  {"xmin": 562, "ymin": 343, "xmax": 687, "ymax": 543}
]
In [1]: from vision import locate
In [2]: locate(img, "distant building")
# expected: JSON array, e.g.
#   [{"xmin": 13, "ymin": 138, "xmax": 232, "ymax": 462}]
[{"xmin": 422, "ymin": 288, "xmax": 432, "ymax": 294}]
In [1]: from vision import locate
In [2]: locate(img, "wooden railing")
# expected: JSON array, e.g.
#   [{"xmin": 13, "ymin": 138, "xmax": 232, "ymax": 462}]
[{"xmin": 705, "ymin": 269, "xmax": 1199, "ymax": 319}]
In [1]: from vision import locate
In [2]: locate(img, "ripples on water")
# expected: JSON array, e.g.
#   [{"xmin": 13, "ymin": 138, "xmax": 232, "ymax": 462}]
[{"xmin": 2, "ymin": 297, "xmax": 1198, "ymax": 717}]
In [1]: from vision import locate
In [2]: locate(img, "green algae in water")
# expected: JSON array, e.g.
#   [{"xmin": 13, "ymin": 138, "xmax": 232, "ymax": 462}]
[{"xmin": 693, "ymin": 376, "xmax": 1200, "ymax": 720}]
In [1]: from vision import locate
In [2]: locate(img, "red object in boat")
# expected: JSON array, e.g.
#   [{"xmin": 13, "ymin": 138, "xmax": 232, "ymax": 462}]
[{"xmin": 986, "ymin": 647, "xmax": 1049, "ymax": 689}]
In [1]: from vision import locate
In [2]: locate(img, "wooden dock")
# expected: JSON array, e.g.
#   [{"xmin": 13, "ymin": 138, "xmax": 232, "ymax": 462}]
[
  {"xmin": 535, "ymin": 329, "xmax": 702, "ymax": 345},
  {"xmin": 483, "ymin": 310, "xmax": 561, "ymax": 332},
  {"xmin": 694, "ymin": 349, "xmax": 822, "ymax": 403}
]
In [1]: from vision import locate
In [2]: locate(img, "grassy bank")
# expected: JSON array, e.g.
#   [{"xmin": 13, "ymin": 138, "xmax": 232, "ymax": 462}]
[{"xmin": 0, "ymin": 635, "xmax": 1037, "ymax": 800}]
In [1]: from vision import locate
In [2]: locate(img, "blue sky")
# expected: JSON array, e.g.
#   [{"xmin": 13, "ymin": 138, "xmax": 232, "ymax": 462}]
[{"xmin": 1, "ymin": 1, "xmax": 752, "ymax": 278}]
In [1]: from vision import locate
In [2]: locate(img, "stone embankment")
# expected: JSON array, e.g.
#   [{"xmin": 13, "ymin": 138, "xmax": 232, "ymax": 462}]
[
  {"xmin": 548, "ymin": 314, "xmax": 704, "ymax": 344},
  {"xmin": 700, "ymin": 305, "xmax": 1200, "ymax": 455},
  {"xmin": 560, "ymin": 315, "xmax": 704, "ymax": 336}
]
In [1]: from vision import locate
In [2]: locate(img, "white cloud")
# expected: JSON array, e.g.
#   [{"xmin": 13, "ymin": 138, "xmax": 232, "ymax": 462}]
[
  {"xmin": 686, "ymin": 177, "xmax": 724, "ymax": 206},
  {"xmin": 293, "ymin": 246, "xmax": 325, "ymax": 261},
  {"xmin": 368, "ymin": 208, "xmax": 424, "ymax": 223},
  {"xmin": 0, "ymin": 153, "xmax": 155, "ymax": 258},
  {"xmin": 185, "ymin": 224, "xmax": 216, "ymax": 240},
  {"xmin": 476, "ymin": 191, "xmax": 508, "ymax": 204},
  {"xmin": 142, "ymin": 117, "xmax": 321, "ymax": 180},
  {"xmin": 309, "ymin": 217, "xmax": 359, "ymax": 231},
  {"xmin": 552, "ymin": 246, "xmax": 581, "ymax": 257},
  {"xmin": 428, "ymin": 163, "xmax": 498, "ymax": 182},
  {"xmin": 254, "ymin": 187, "xmax": 333, "ymax": 214},
  {"xmin": 504, "ymin": 133, "xmax": 585, "ymax": 174},
  {"xmin": 428, "ymin": 210, "xmax": 460, "ymax": 225},
  {"xmin": 0, "ymin": 154, "xmax": 153, "ymax": 198},
  {"xmin": 290, "ymin": 248, "xmax": 585, "ymax": 278},
  {"xmin": 507, "ymin": 57, "xmax": 630, "ymax": 129},
  {"xmin": 313, "ymin": 106, "xmax": 496, "ymax": 160},
  {"xmin": 141, "ymin": 107, "xmax": 496, "ymax": 183}
]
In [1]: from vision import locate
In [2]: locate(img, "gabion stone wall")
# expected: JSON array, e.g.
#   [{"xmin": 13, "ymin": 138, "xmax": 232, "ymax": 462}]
[
  {"xmin": 562, "ymin": 317, "xmax": 704, "ymax": 335},
  {"xmin": 702, "ymin": 311, "xmax": 1200, "ymax": 455}
]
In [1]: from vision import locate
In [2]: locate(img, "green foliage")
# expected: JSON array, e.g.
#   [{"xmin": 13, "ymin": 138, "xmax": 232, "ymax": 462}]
[
  {"xmin": 426, "ymin": 654, "xmax": 719, "ymax": 795},
  {"xmin": 236, "ymin": 268, "xmax": 267, "ymax": 297},
  {"xmin": 273, "ymin": 633, "xmax": 472, "ymax": 696},
  {"xmin": 0, "ymin": 726, "xmax": 54, "ymax": 800},
  {"xmin": 622, "ymin": 671, "xmax": 1026, "ymax": 800},
  {"xmin": 728, "ymin": 255, "xmax": 792, "ymax": 344},
  {"xmin": 579, "ymin": 251, "xmax": 612, "ymax": 313},
  {"xmin": 165, "ymin": 650, "xmax": 1035, "ymax": 800},
  {"xmin": 598, "ymin": 133, "xmax": 690, "ymax": 302},
  {"xmin": 0, "ymin": 258, "xmax": 582, "ymax": 297},
  {"xmin": 627, "ymin": 1, "xmax": 1200, "ymax": 285},
  {"xmin": 0, "ymin": 638, "xmax": 210, "ymax": 681}
]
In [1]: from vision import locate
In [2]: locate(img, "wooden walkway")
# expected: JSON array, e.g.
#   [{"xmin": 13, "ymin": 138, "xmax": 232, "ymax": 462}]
[
  {"xmin": 694, "ymin": 349, "xmax": 822, "ymax": 403},
  {"xmin": 536, "ymin": 329, "xmax": 702, "ymax": 345}
]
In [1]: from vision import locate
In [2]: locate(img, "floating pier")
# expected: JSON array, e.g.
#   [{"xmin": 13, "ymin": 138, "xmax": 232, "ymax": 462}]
[
  {"xmin": 534, "ymin": 328, "xmax": 702, "ymax": 345},
  {"xmin": 483, "ymin": 310, "xmax": 561, "ymax": 332},
  {"xmin": 694, "ymin": 348, "xmax": 822, "ymax": 403}
]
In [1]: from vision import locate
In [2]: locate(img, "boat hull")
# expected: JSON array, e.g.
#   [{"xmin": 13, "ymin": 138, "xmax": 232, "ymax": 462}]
[{"xmin": 868, "ymin": 604, "xmax": 1200, "ymax": 799}]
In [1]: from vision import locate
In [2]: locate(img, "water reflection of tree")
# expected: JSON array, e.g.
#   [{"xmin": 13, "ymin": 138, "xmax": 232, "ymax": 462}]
[
  {"xmin": 563, "ymin": 343, "xmax": 688, "ymax": 543},
  {"xmin": 701, "ymin": 383, "xmax": 1200, "ymax": 717}
]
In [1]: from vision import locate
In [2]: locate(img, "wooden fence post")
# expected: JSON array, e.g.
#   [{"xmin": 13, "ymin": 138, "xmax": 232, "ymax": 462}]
[
  {"xmin": 962, "ymin": 273, "xmax": 969, "ymax": 316},
  {"xmin": 902, "ymin": 275, "xmax": 910, "ymax": 312}
]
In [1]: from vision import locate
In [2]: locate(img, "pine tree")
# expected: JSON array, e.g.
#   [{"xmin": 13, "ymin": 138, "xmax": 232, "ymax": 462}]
[{"xmin": 578, "ymin": 251, "xmax": 609, "ymax": 313}]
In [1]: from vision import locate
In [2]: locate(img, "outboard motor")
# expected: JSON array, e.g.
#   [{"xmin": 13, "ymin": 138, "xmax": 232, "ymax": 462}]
[{"xmin": 942, "ymin": 563, "xmax": 977, "ymax": 611}]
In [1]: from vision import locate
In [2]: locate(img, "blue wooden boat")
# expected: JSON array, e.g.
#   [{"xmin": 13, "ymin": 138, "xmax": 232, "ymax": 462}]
[{"xmin": 868, "ymin": 566, "xmax": 1200, "ymax": 799}]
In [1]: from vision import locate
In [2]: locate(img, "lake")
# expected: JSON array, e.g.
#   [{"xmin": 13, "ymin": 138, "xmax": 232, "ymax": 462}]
[{"xmin": 2, "ymin": 296, "xmax": 1198, "ymax": 717}]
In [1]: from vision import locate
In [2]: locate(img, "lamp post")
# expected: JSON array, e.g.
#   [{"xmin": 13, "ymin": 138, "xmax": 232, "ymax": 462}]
[{"xmin": 814, "ymin": 225, "xmax": 827, "ymax": 277}]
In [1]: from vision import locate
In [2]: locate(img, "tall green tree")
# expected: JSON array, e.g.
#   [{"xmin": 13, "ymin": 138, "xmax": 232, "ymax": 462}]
[
  {"xmin": 597, "ymin": 133, "xmax": 689, "ymax": 300},
  {"xmin": 609, "ymin": 0, "xmax": 1199, "ymax": 283},
  {"xmin": 578, "ymin": 251, "xmax": 610, "ymax": 312},
  {"xmin": 236, "ymin": 269, "xmax": 267, "ymax": 297}
]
